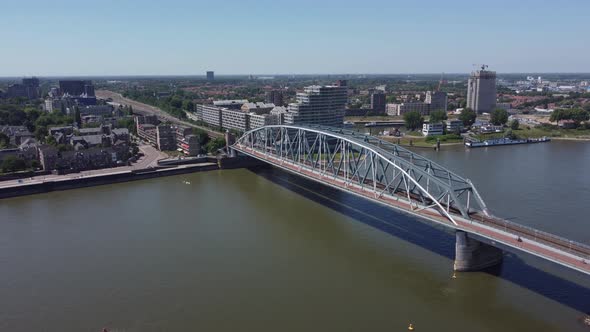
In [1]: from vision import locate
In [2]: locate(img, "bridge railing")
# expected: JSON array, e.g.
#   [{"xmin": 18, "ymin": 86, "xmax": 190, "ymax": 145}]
[{"xmin": 477, "ymin": 214, "xmax": 590, "ymax": 261}]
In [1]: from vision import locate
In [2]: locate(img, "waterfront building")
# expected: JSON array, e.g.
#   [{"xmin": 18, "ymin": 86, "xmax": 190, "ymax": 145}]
[
  {"xmin": 446, "ymin": 120, "xmax": 464, "ymax": 133},
  {"xmin": 284, "ymin": 85, "xmax": 348, "ymax": 127},
  {"xmin": 422, "ymin": 123, "xmax": 444, "ymax": 136},
  {"xmin": 370, "ymin": 92, "xmax": 386, "ymax": 114},
  {"xmin": 206, "ymin": 71, "xmax": 214, "ymax": 81},
  {"xmin": 387, "ymin": 102, "xmax": 430, "ymax": 116},
  {"xmin": 1, "ymin": 125, "xmax": 34, "ymax": 146},
  {"xmin": 249, "ymin": 113, "xmax": 280, "ymax": 129},
  {"xmin": 467, "ymin": 68, "xmax": 497, "ymax": 114},
  {"xmin": 134, "ymin": 115, "xmax": 158, "ymax": 133},
  {"xmin": 201, "ymin": 105, "xmax": 223, "ymax": 128},
  {"xmin": 221, "ymin": 109, "xmax": 250, "ymax": 132},
  {"xmin": 425, "ymin": 91, "xmax": 448, "ymax": 113},
  {"xmin": 137, "ymin": 124, "xmax": 157, "ymax": 145},
  {"xmin": 178, "ymin": 135, "xmax": 200, "ymax": 156},
  {"xmin": 156, "ymin": 125, "xmax": 176, "ymax": 151}
]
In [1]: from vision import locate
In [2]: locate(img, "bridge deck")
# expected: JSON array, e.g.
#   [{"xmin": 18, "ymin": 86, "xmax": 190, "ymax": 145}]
[{"xmin": 235, "ymin": 144, "xmax": 590, "ymax": 276}]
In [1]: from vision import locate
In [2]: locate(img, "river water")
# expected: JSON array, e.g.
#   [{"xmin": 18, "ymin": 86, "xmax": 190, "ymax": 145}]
[{"xmin": 1, "ymin": 141, "xmax": 589, "ymax": 331}]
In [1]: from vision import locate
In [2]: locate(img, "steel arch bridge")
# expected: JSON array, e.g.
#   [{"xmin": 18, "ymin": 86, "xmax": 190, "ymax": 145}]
[{"xmin": 233, "ymin": 124, "xmax": 590, "ymax": 275}]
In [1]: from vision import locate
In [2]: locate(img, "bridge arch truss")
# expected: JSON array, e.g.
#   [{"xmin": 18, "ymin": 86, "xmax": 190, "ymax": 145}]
[{"xmin": 234, "ymin": 124, "xmax": 490, "ymax": 225}]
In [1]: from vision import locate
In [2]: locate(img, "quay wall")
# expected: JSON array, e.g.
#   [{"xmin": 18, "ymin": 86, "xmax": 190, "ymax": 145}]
[{"xmin": 0, "ymin": 154, "xmax": 267, "ymax": 200}]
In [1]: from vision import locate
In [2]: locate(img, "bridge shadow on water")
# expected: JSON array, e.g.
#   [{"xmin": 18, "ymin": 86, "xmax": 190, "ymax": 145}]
[{"xmin": 248, "ymin": 166, "xmax": 590, "ymax": 314}]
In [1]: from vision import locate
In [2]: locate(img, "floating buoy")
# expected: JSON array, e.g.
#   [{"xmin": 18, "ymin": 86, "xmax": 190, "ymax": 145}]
[
  {"xmin": 408, "ymin": 323, "xmax": 415, "ymax": 330},
  {"xmin": 452, "ymin": 273, "xmax": 457, "ymax": 279}
]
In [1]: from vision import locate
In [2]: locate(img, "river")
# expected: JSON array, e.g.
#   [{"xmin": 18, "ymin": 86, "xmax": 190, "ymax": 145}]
[{"xmin": 1, "ymin": 141, "xmax": 589, "ymax": 331}]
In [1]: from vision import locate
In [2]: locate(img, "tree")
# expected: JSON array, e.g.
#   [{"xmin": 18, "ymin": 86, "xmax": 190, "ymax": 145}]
[
  {"xmin": 458, "ymin": 107, "xmax": 477, "ymax": 127},
  {"xmin": 569, "ymin": 109, "xmax": 590, "ymax": 125},
  {"xmin": 192, "ymin": 128, "xmax": 210, "ymax": 148},
  {"xmin": 510, "ymin": 119, "xmax": 520, "ymax": 130},
  {"xmin": 403, "ymin": 111, "xmax": 424, "ymax": 131},
  {"xmin": 205, "ymin": 137, "xmax": 226, "ymax": 154},
  {"xmin": 170, "ymin": 96, "xmax": 183, "ymax": 109},
  {"xmin": 429, "ymin": 110, "xmax": 448, "ymax": 124},
  {"xmin": 490, "ymin": 108, "xmax": 509, "ymax": 126},
  {"xmin": 550, "ymin": 108, "xmax": 590, "ymax": 126},
  {"xmin": 504, "ymin": 129, "xmax": 517, "ymax": 140},
  {"xmin": 34, "ymin": 127, "xmax": 48, "ymax": 141},
  {"xmin": 1, "ymin": 155, "xmax": 27, "ymax": 173},
  {"xmin": 46, "ymin": 135, "xmax": 57, "ymax": 146},
  {"xmin": 0, "ymin": 133, "xmax": 9, "ymax": 148},
  {"xmin": 183, "ymin": 100, "xmax": 195, "ymax": 112}
]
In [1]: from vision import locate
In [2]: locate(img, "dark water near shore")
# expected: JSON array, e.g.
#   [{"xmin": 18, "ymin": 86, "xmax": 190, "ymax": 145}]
[{"xmin": 1, "ymin": 141, "xmax": 589, "ymax": 331}]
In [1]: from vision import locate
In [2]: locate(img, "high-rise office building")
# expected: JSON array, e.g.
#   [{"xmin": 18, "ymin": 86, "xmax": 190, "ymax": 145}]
[
  {"xmin": 60, "ymin": 80, "xmax": 95, "ymax": 96},
  {"xmin": 265, "ymin": 90, "xmax": 284, "ymax": 106},
  {"xmin": 370, "ymin": 92, "xmax": 386, "ymax": 114},
  {"xmin": 467, "ymin": 68, "xmax": 496, "ymax": 114},
  {"xmin": 284, "ymin": 85, "xmax": 348, "ymax": 127},
  {"xmin": 425, "ymin": 91, "xmax": 448, "ymax": 113},
  {"xmin": 6, "ymin": 77, "xmax": 40, "ymax": 99},
  {"xmin": 335, "ymin": 79, "xmax": 348, "ymax": 87},
  {"xmin": 206, "ymin": 71, "xmax": 214, "ymax": 81}
]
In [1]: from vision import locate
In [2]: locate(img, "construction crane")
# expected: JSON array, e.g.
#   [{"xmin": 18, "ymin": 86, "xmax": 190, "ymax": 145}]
[
  {"xmin": 437, "ymin": 72, "xmax": 447, "ymax": 91},
  {"xmin": 472, "ymin": 64, "xmax": 489, "ymax": 71}
]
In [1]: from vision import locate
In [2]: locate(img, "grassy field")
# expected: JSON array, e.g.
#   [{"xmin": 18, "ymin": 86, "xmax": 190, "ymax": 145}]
[
  {"xmin": 379, "ymin": 134, "xmax": 463, "ymax": 148},
  {"xmin": 515, "ymin": 126, "xmax": 590, "ymax": 139},
  {"xmin": 475, "ymin": 126, "xmax": 590, "ymax": 140}
]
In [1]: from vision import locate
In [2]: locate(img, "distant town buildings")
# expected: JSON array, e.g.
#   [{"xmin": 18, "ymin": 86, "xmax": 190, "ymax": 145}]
[
  {"xmin": 265, "ymin": 90, "xmax": 284, "ymax": 106},
  {"xmin": 189, "ymin": 83, "xmax": 346, "ymax": 130},
  {"xmin": 241, "ymin": 102, "xmax": 275, "ymax": 114},
  {"xmin": 386, "ymin": 91, "xmax": 447, "ymax": 116},
  {"xmin": 59, "ymin": 80, "xmax": 95, "ymax": 97},
  {"xmin": 5, "ymin": 77, "xmax": 40, "ymax": 99},
  {"xmin": 387, "ymin": 102, "xmax": 430, "ymax": 116},
  {"xmin": 206, "ymin": 71, "xmax": 215, "ymax": 81},
  {"xmin": 370, "ymin": 91, "xmax": 386, "ymax": 114},
  {"xmin": 213, "ymin": 99, "xmax": 248, "ymax": 110},
  {"xmin": 425, "ymin": 91, "xmax": 448, "ymax": 113},
  {"xmin": 467, "ymin": 67, "xmax": 497, "ymax": 114},
  {"xmin": 0, "ymin": 123, "xmax": 131, "ymax": 173},
  {"xmin": 135, "ymin": 115, "xmax": 201, "ymax": 156}
]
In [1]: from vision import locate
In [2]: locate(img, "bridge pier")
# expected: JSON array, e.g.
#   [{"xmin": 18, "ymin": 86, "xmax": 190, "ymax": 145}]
[{"xmin": 454, "ymin": 231, "xmax": 503, "ymax": 271}]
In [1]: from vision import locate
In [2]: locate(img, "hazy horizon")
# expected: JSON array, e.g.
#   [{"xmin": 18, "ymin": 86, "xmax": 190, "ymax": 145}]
[{"xmin": 1, "ymin": 0, "xmax": 589, "ymax": 76}]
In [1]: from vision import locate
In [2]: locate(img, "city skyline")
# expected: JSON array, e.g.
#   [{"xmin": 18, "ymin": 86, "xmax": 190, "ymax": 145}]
[{"xmin": 1, "ymin": 0, "xmax": 589, "ymax": 76}]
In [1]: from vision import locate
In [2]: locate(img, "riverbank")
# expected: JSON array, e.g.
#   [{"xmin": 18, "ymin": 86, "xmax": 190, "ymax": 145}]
[{"xmin": 0, "ymin": 156, "xmax": 265, "ymax": 199}]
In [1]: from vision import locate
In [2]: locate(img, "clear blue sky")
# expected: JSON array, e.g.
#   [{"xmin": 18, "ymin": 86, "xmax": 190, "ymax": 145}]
[{"xmin": 1, "ymin": 0, "xmax": 588, "ymax": 76}]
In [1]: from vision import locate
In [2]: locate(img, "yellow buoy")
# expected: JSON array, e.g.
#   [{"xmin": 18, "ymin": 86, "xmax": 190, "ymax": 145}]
[{"xmin": 408, "ymin": 323, "xmax": 415, "ymax": 330}]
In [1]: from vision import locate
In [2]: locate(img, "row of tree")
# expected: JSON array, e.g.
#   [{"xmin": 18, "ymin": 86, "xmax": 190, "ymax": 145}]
[
  {"xmin": 403, "ymin": 108, "xmax": 479, "ymax": 131},
  {"xmin": 549, "ymin": 108, "xmax": 590, "ymax": 125}
]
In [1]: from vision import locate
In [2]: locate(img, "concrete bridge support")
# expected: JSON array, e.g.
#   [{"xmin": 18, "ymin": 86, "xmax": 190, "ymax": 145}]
[{"xmin": 454, "ymin": 230, "xmax": 503, "ymax": 271}]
